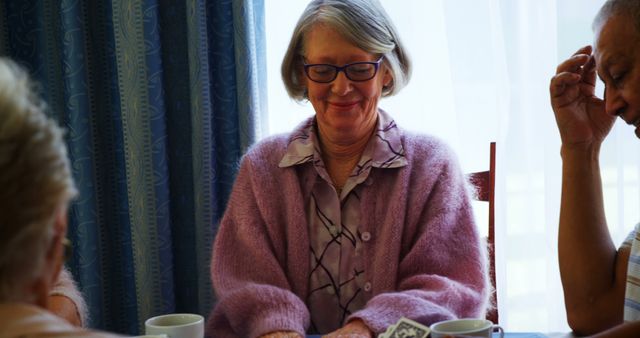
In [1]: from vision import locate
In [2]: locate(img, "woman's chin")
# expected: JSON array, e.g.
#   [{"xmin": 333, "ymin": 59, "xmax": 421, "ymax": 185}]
[
  {"xmin": 331, "ymin": 125, "xmax": 359, "ymax": 136},
  {"xmin": 322, "ymin": 116, "xmax": 360, "ymax": 132}
]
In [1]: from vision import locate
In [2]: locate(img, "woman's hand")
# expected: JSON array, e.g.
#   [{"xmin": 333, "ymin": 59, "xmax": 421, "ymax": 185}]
[
  {"xmin": 550, "ymin": 45, "xmax": 615, "ymax": 147},
  {"xmin": 322, "ymin": 319, "xmax": 373, "ymax": 338},
  {"xmin": 259, "ymin": 331, "xmax": 303, "ymax": 338}
]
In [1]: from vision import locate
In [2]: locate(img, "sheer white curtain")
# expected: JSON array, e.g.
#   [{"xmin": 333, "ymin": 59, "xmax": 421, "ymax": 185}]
[{"xmin": 265, "ymin": 0, "xmax": 640, "ymax": 332}]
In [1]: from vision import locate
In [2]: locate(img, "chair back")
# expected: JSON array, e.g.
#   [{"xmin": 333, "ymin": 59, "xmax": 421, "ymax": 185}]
[{"xmin": 467, "ymin": 142, "xmax": 497, "ymax": 323}]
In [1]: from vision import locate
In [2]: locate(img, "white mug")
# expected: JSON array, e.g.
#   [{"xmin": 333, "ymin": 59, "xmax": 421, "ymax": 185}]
[
  {"xmin": 145, "ymin": 313, "xmax": 204, "ymax": 338},
  {"xmin": 429, "ymin": 318, "xmax": 503, "ymax": 338}
]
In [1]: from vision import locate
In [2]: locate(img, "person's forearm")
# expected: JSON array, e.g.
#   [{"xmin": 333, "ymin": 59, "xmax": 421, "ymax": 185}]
[
  {"xmin": 590, "ymin": 321, "xmax": 640, "ymax": 338},
  {"xmin": 558, "ymin": 143, "xmax": 619, "ymax": 330}
]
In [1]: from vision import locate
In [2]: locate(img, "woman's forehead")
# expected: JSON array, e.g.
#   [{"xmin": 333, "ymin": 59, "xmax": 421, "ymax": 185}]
[{"xmin": 303, "ymin": 25, "xmax": 372, "ymax": 61}]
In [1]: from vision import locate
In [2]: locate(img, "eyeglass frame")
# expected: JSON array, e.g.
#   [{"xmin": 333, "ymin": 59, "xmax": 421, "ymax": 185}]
[
  {"xmin": 61, "ymin": 237, "xmax": 72, "ymax": 262},
  {"xmin": 302, "ymin": 57, "xmax": 384, "ymax": 83}
]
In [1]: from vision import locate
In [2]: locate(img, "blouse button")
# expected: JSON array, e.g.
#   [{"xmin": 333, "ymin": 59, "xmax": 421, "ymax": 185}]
[
  {"xmin": 361, "ymin": 231, "xmax": 371, "ymax": 242},
  {"xmin": 363, "ymin": 282, "xmax": 372, "ymax": 292}
]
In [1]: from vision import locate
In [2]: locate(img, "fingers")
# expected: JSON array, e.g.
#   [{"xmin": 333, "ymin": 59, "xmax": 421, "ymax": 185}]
[
  {"xmin": 259, "ymin": 332, "xmax": 303, "ymax": 338},
  {"xmin": 550, "ymin": 45, "xmax": 596, "ymax": 106},
  {"xmin": 572, "ymin": 45, "xmax": 592, "ymax": 57},
  {"xmin": 580, "ymin": 55, "xmax": 597, "ymax": 87},
  {"xmin": 555, "ymin": 45, "xmax": 593, "ymax": 74},
  {"xmin": 550, "ymin": 72, "xmax": 580, "ymax": 99},
  {"xmin": 555, "ymin": 54, "xmax": 590, "ymax": 75}
]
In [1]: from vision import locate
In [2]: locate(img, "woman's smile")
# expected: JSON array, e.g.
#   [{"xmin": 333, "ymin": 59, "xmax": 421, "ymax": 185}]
[{"xmin": 328, "ymin": 100, "xmax": 360, "ymax": 110}]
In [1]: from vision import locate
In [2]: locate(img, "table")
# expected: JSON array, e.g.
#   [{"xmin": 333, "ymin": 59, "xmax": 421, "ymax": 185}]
[
  {"xmin": 496, "ymin": 334, "xmax": 575, "ymax": 338},
  {"xmin": 307, "ymin": 333, "xmax": 575, "ymax": 337}
]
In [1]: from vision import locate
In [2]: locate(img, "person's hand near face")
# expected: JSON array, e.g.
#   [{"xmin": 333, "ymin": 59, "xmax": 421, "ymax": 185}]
[{"xmin": 550, "ymin": 45, "xmax": 615, "ymax": 147}]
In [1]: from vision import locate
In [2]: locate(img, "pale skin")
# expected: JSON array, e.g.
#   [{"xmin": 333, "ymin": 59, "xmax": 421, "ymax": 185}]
[
  {"xmin": 48, "ymin": 294, "xmax": 82, "ymax": 326},
  {"xmin": 258, "ymin": 23, "xmax": 393, "ymax": 338},
  {"xmin": 259, "ymin": 319, "xmax": 371, "ymax": 338},
  {"xmin": 551, "ymin": 13, "xmax": 640, "ymax": 337},
  {"xmin": 29, "ymin": 206, "xmax": 82, "ymax": 326},
  {"xmin": 306, "ymin": 24, "xmax": 391, "ymax": 193},
  {"xmin": 31, "ymin": 205, "xmax": 80, "ymax": 318}
]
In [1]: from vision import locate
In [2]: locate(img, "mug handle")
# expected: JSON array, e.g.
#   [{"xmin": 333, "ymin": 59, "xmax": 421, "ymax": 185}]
[{"xmin": 492, "ymin": 325, "xmax": 504, "ymax": 338}]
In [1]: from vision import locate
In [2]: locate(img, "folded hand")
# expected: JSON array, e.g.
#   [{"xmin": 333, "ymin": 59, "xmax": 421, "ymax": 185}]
[
  {"xmin": 322, "ymin": 319, "xmax": 372, "ymax": 338},
  {"xmin": 259, "ymin": 331, "xmax": 303, "ymax": 338}
]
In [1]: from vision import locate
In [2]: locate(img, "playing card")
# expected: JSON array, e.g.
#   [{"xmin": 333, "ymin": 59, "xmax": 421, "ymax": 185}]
[
  {"xmin": 378, "ymin": 323, "xmax": 395, "ymax": 338},
  {"xmin": 386, "ymin": 317, "xmax": 430, "ymax": 338}
]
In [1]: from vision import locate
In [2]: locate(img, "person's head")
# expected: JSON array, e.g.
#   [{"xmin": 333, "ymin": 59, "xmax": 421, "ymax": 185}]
[
  {"xmin": 281, "ymin": 0, "xmax": 411, "ymax": 140},
  {"xmin": 0, "ymin": 58, "xmax": 77, "ymax": 305},
  {"xmin": 593, "ymin": 0, "xmax": 640, "ymax": 138}
]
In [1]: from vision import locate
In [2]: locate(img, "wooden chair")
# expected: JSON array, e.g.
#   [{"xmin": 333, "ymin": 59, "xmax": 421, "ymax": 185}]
[{"xmin": 467, "ymin": 142, "xmax": 497, "ymax": 323}]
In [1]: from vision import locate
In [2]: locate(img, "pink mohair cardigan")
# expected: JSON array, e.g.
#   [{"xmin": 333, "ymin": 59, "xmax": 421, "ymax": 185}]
[{"xmin": 207, "ymin": 127, "xmax": 489, "ymax": 337}]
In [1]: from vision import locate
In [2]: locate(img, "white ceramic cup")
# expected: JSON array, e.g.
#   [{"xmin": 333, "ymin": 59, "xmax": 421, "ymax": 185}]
[
  {"xmin": 429, "ymin": 318, "xmax": 503, "ymax": 338},
  {"xmin": 145, "ymin": 313, "xmax": 204, "ymax": 338}
]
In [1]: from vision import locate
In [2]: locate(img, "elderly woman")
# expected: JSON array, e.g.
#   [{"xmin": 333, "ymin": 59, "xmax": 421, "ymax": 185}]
[
  {"xmin": 0, "ymin": 58, "xmax": 119, "ymax": 337},
  {"xmin": 208, "ymin": 1, "xmax": 489, "ymax": 337}
]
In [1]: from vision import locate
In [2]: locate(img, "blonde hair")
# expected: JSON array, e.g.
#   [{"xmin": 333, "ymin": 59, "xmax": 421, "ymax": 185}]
[
  {"xmin": 0, "ymin": 58, "xmax": 77, "ymax": 302},
  {"xmin": 281, "ymin": 0, "xmax": 412, "ymax": 101}
]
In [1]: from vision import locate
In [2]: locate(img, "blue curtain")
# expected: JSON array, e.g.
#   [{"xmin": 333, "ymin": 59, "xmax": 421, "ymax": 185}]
[{"xmin": 0, "ymin": 0, "xmax": 265, "ymax": 334}]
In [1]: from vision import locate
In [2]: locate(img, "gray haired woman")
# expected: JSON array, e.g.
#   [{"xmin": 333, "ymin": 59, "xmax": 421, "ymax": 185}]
[
  {"xmin": 0, "ymin": 58, "xmax": 120, "ymax": 337},
  {"xmin": 208, "ymin": 1, "xmax": 489, "ymax": 337}
]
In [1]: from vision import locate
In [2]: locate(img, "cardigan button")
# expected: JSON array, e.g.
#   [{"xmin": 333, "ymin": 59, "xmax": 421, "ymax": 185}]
[
  {"xmin": 361, "ymin": 232, "xmax": 371, "ymax": 242},
  {"xmin": 363, "ymin": 282, "xmax": 372, "ymax": 292}
]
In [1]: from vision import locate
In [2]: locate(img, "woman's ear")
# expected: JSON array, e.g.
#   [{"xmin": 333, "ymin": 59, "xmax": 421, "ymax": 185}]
[
  {"xmin": 382, "ymin": 68, "xmax": 393, "ymax": 91},
  {"xmin": 54, "ymin": 205, "xmax": 68, "ymax": 233},
  {"xmin": 297, "ymin": 65, "xmax": 308, "ymax": 92},
  {"xmin": 35, "ymin": 209, "xmax": 68, "ymax": 309}
]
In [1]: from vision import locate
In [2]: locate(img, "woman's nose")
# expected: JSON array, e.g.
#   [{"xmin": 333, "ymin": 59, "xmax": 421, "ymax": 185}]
[{"xmin": 331, "ymin": 71, "xmax": 353, "ymax": 95}]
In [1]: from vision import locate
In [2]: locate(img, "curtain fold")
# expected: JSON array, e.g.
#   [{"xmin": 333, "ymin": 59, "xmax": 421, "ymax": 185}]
[{"xmin": 0, "ymin": 0, "xmax": 265, "ymax": 334}]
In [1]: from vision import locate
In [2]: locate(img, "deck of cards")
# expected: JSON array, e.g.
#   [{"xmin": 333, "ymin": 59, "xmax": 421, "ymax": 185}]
[{"xmin": 378, "ymin": 317, "xmax": 430, "ymax": 338}]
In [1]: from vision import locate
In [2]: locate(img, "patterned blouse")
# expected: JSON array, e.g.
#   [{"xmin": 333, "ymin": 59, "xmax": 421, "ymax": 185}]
[
  {"xmin": 278, "ymin": 110, "xmax": 408, "ymax": 333},
  {"xmin": 623, "ymin": 223, "xmax": 640, "ymax": 321}
]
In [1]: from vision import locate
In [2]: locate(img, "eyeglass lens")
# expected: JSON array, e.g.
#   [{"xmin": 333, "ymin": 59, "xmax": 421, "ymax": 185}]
[{"xmin": 306, "ymin": 62, "xmax": 378, "ymax": 83}]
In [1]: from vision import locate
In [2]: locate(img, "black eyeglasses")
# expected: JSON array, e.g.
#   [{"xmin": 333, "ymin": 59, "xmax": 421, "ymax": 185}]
[
  {"xmin": 303, "ymin": 57, "xmax": 384, "ymax": 83},
  {"xmin": 62, "ymin": 237, "xmax": 72, "ymax": 262}
]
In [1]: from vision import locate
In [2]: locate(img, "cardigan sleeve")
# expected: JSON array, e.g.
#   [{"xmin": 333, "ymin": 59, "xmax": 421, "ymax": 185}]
[
  {"xmin": 207, "ymin": 155, "xmax": 310, "ymax": 338},
  {"xmin": 348, "ymin": 142, "xmax": 490, "ymax": 333}
]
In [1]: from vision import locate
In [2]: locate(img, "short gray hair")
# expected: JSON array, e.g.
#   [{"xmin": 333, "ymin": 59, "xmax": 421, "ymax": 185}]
[
  {"xmin": 593, "ymin": 0, "xmax": 640, "ymax": 33},
  {"xmin": 0, "ymin": 58, "xmax": 77, "ymax": 302},
  {"xmin": 281, "ymin": 0, "xmax": 412, "ymax": 101}
]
